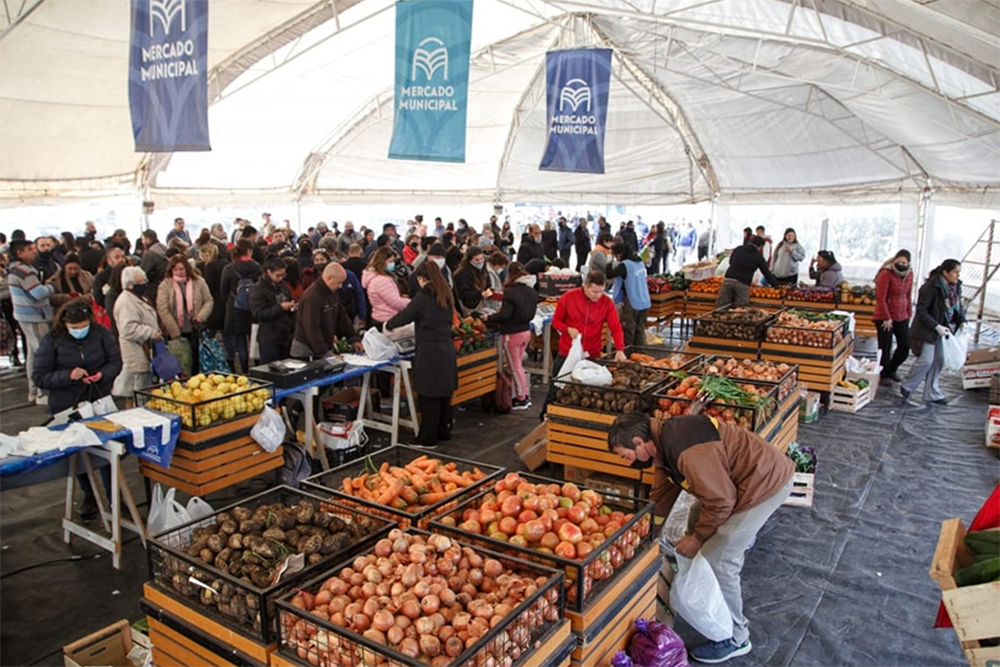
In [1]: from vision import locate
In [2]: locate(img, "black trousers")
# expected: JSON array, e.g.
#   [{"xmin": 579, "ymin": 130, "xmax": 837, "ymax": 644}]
[
  {"xmin": 417, "ymin": 395, "xmax": 453, "ymax": 446},
  {"xmin": 259, "ymin": 342, "xmax": 289, "ymax": 365},
  {"xmin": 875, "ymin": 319, "xmax": 910, "ymax": 378}
]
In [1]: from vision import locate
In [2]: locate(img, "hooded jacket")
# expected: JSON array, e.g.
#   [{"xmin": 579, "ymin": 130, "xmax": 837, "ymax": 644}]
[
  {"xmin": 810, "ymin": 261, "xmax": 844, "ymax": 287},
  {"xmin": 114, "ymin": 289, "xmax": 160, "ymax": 371},
  {"xmin": 486, "ymin": 282, "xmax": 538, "ymax": 334}
]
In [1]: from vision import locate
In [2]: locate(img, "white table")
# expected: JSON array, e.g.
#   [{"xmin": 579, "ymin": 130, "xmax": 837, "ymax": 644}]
[{"xmin": 357, "ymin": 360, "xmax": 419, "ymax": 446}]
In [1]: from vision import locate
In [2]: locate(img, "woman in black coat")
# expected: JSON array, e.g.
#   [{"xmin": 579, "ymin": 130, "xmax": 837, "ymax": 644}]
[
  {"xmin": 386, "ymin": 261, "xmax": 457, "ymax": 449},
  {"xmin": 219, "ymin": 239, "xmax": 262, "ymax": 372},
  {"xmin": 486, "ymin": 263, "xmax": 538, "ymax": 410},
  {"xmin": 900, "ymin": 259, "xmax": 965, "ymax": 405},
  {"xmin": 196, "ymin": 243, "xmax": 228, "ymax": 336},
  {"xmin": 452, "ymin": 247, "xmax": 492, "ymax": 316},
  {"xmin": 249, "ymin": 257, "xmax": 297, "ymax": 364},
  {"xmin": 33, "ymin": 298, "xmax": 122, "ymax": 416}
]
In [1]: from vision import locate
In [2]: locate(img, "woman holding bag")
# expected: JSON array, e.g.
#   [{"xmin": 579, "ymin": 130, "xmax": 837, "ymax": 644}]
[
  {"xmin": 113, "ymin": 267, "xmax": 162, "ymax": 405},
  {"xmin": 873, "ymin": 249, "xmax": 914, "ymax": 383},
  {"xmin": 157, "ymin": 255, "xmax": 213, "ymax": 375},
  {"xmin": 900, "ymin": 259, "xmax": 965, "ymax": 405},
  {"xmin": 486, "ymin": 262, "xmax": 538, "ymax": 410},
  {"xmin": 385, "ymin": 262, "xmax": 457, "ymax": 449}
]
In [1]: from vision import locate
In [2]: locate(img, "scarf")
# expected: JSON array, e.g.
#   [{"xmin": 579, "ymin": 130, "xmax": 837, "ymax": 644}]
[
  {"xmin": 172, "ymin": 277, "xmax": 194, "ymax": 328},
  {"xmin": 939, "ymin": 276, "xmax": 961, "ymax": 324}
]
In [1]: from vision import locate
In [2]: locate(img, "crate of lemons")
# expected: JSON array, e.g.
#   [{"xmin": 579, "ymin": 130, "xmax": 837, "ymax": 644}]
[{"xmin": 139, "ymin": 373, "xmax": 273, "ymax": 429}]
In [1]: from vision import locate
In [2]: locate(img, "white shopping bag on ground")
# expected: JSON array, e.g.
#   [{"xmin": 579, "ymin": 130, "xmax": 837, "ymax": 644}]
[{"xmin": 670, "ymin": 553, "xmax": 734, "ymax": 641}]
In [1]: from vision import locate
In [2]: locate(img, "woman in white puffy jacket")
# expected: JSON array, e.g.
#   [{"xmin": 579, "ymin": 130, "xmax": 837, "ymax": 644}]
[{"xmin": 113, "ymin": 266, "xmax": 162, "ymax": 403}]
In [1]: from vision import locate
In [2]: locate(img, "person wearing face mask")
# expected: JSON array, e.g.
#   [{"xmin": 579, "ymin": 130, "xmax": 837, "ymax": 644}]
[
  {"xmin": 485, "ymin": 252, "xmax": 508, "ymax": 310},
  {"xmin": 113, "ymin": 267, "xmax": 161, "ymax": 404},
  {"xmin": 452, "ymin": 247, "xmax": 492, "ymax": 316},
  {"xmin": 403, "ymin": 235, "xmax": 421, "ymax": 266},
  {"xmin": 363, "ymin": 247, "xmax": 411, "ymax": 330},
  {"xmin": 900, "ymin": 259, "xmax": 965, "ymax": 405},
  {"xmin": 607, "ymin": 411, "xmax": 793, "ymax": 665},
  {"xmin": 873, "ymin": 249, "xmax": 914, "ymax": 383},
  {"xmin": 249, "ymin": 257, "xmax": 296, "ymax": 364},
  {"xmin": 410, "ymin": 243, "xmax": 453, "ymax": 294},
  {"xmin": 486, "ymin": 263, "xmax": 539, "ymax": 410},
  {"xmin": 33, "ymin": 235, "xmax": 60, "ymax": 284},
  {"xmin": 157, "ymin": 255, "xmax": 214, "ymax": 375},
  {"xmin": 517, "ymin": 224, "xmax": 545, "ymax": 266}
]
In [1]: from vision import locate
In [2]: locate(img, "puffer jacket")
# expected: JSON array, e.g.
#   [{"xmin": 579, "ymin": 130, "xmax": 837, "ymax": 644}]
[
  {"xmin": 32, "ymin": 325, "xmax": 122, "ymax": 414},
  {"xmin": 486, "ymin": 282, "xmax": 538, "ymax": 334},
  {"xmin": 114, "ymin": 289, "xmax": 160, "ymax": 371},
  {"xmin": 362, "ymin": 270, "xmax": 410, "ymax": 324},
  {"xmin": 874, "ymin": 263, "xmax": 913, "ymax": 323},
  {"xmin": 156, "ymin": 277, "xmax": 214, "ymax": 340}
]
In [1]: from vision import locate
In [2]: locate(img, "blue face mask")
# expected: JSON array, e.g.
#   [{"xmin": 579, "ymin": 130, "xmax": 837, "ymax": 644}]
[
  {"xmin": 69, "ymin": 325, "xmax": 89, "ymax": 340},
  {"xmin": 386, "ymin": 262, "xmax": 396, "ymax": 273}
]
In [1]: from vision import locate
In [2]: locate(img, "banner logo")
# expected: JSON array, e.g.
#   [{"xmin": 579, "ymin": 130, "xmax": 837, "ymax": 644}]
[
  {"xmin": 539, "ymin": 49, "xmax": 612, "ymax": 174},
  {"xmin": 413, "ymin": 37, "xmax": 449, "ymax": 81},
  {"xmin": 150, "ymin": 0, "xmax": 186, "ymax": 34},
  {"xmin": 388, "ymin": 0, "xmax": 472, "ymax": 163},
  {"xmin": 559, "ymin": 79, "xmax": 591, "ymax": 112}
]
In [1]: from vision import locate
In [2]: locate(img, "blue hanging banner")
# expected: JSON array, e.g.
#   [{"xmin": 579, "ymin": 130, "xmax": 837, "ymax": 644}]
[
  {"xmin": 388, "ymin": 0, "xmax": 473, "ymax": 163},
  {"xmin": 539, "ymin": 48, "xmax": 612, "ymax": 174},
  {"xmin": 128, "ymin": 0, "xmax": 210, "ymax": 152}
]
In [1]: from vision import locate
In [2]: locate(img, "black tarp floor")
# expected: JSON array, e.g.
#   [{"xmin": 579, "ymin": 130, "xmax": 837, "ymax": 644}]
[{"xmin": 1, "ymin": 352, "xmax": 997, "ymax": 666}]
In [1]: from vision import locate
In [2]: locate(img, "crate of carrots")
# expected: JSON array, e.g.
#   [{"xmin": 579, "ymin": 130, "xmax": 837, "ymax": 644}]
[{"xmin": 302, "ymin": 446, "xmax": 504, "ymax": 529}]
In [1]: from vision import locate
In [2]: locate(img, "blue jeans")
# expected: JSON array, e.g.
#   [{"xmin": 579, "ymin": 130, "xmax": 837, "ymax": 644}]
[{"xmin": 224, "ymin": 333, "xmax": 249, "ymax": 373}]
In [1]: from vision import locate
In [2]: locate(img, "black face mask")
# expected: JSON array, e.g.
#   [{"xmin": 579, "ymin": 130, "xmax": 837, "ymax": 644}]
[
  {"xmin": 131, "ymin": 284, "xmax": 148, "ymax": 298},
  {"xmin": 894, "ymin": 263, "xmax": 909, "ymax": 272},
  {"xmin": 627, "ymin": 456, "xmax": 650, "ymax": 470},
  {"xmin": 37, "ymin": 250, "xmax": 51, "ymax": 260}
]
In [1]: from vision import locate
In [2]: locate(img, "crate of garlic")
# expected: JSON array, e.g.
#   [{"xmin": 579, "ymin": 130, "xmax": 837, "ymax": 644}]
[{"xmin": 136, "ymin": 372, "xmax": 274, "ymax": 431}]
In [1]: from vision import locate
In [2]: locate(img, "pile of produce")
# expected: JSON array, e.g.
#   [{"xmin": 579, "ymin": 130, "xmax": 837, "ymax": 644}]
[
  {"xmin": 280, "ymin": 530, "xmax": 561, "ymax": 667},
  {"xmin": 786, "ymin": 285, "xmax": 837, "ymax": 303},
  {"xmin": 142, "ymin": 373, "xmax": 271, "ymax": 428},
  {"xmin": 157, "ymin": 498, "xmax": 384, "ymax": 632},
  {"xmin": 696, "ymin": 307, "xmax": 775, "ymax": 340},
  {"xmin": 666, "ymin": 271, "xmax": 689, "ymax": 291},
  {"xmin": 336, "ymin": 456, "xmax": 491, "ymax": 512},
  {"xmin": 839, "ymin": 283, "xmax": 876, "ymax": 306},
  {"xmin": 688, "ymin": 276, "xmax": 723, "ymax": 294},
  {"xmin": 646, "ymin": 276, "xmax": 674, "ymax": 294},
  {"xmin": 701, "ymin": 356, "xmax": 797, "ymax": 399},
  {"xmin": 437, "ymin": 473, "xmax": 651, "ymax": 604},
  {"xmin": 765, "ymin": 310, "xmax": 847, "ymax": 348},
  {"xmin": 954, "ymin": 530, "xmax": 1000, "ymax": 587},
  {"xmin": 654, "ymin": 374, "xmax": 775, "ymax": 430},
  {"xmin": 451, "ymin": 315, "xmax": 491, "ymax": 355},
  {"xmin": 786, "ymin": 442, "xmax": 817, "ymax": 474},
  {"xmin": 554, "ymin": 362, "xmax": 668, "ymax": 413},
  {"xmin": 837, "ymin": 378, "xmax": 870, "ymax": 391},
  {"xmin": 628, "ymin": 351, "xmax": 696, "ymax": 370},
  {"xmin": 749, "ymin": 285, "xmax": 785, "ymax": 300}
]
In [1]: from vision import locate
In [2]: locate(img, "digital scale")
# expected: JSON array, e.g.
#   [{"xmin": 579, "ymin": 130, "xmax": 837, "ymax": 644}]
[{"xmin": 248, "ymin": 356, "xmax": 347, "ymax": 388}]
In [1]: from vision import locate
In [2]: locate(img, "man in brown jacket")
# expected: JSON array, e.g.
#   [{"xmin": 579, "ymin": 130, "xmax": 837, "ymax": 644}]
[
  {"xmin": 608, "ymin": 412, "xmax": 794, "ymax": 664},
  {"xmin": 290, "ymin": 263, "xmax": 362, "ymax": 360}
]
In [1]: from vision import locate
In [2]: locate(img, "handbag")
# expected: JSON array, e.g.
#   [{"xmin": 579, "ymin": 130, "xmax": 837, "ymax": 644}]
[
  {"xmin": 198, "ymin": 331, "xmax": 231, "ymax": 374},
  {"xmin": 91, "ymin": 295, "xmax": 112, "ymax": 330},
  {"xmin": 151, "ymin": 340, "xmax": 184, "ymax": 382},
  {"xmin": 167, "ymin": 337, "xmax": 193, "ymax": 377}
]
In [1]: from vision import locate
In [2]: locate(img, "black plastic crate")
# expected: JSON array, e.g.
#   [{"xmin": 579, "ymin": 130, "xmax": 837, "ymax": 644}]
[
  {"xmin": 652, "ymin": 375, "xmax": 780, "ymax": 432},
  {"xmin": 135, "ymin": 372, "xmax": 274, "ymax": 431},
  {"xmin": 764, "ymin": 309, "xmax": 850, "ymax": 349},
  {"xmin": 695, "ymin": 355, "xmax": 799, "ymax": 400},
  {"xmin": 429, "ymin": 472, "xmax": 655, "ymax": 612},
  {"xmin": 274, "ymin": 529, "xmax": 564, "ymax": 667},
  {"xmin": 302, "ymin": 445, "xmax": 504, "ymax": 529},
  {"xmin": 553, "ymin": 360, "xmax": 672, "ymax": 416},
  {"xmin": 146, "ymin": 485, "xmax": 393, "ymax": 643},
  {"xmin": 601, "ymin": 346, "xmax": 702, "ymax": 371},
  {"xmin": 694, "ymin": 305, "xmax": 781, "ymax": 341}
]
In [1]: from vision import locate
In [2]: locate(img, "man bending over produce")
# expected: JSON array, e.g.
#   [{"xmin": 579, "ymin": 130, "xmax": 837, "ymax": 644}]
[
  {"xmin": 716, "ymin": 236, "xmax": 776, "ymax": 309},
  {"xmin": 608, "ymin": 412, "xmax": 794, "ymax": 664}
]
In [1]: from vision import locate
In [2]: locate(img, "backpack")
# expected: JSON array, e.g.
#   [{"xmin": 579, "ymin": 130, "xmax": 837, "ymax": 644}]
[
  {"xmin": 277, "ymin": 440, "xmax": 320, "ymax": 488},
  {"xmin": 233, "ymin": 276, "xmax": 254, "ymax": 311}
]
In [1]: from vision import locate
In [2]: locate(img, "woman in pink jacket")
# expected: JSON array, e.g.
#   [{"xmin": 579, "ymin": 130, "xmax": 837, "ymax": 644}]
[
  {"xmin": 362, "ymin": 246, "xmax": 410, "ymax": 329},
  {"xmin": 873, "ymin": 249, "xmax": 914, "ymax": 382}
]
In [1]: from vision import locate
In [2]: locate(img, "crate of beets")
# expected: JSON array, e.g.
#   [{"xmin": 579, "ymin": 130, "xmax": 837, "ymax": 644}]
[
  {"xmin": 274, "ymin": 529, "xmax": 565, "ymax": 667},
  {"xmin": 302, "ymin": 446, "xmax": 504, "ymax": 530},
  {"xmin": 694, "ymin": 305, "xmax": 781, "ymax": 342},
  {"xmin": 652, "ymin": 373, "xmax": 779, "ymax": 432},
  {"xmin": 146, "ymin": 486, "xmax": 393, "ymax": 643},
  {"xmin": 429, "ymin": 472, "xmax": 655, "ymax": 612},
  {"xmin": 553, "ymin": 360, "xmax": 673, "ymax": 416}
]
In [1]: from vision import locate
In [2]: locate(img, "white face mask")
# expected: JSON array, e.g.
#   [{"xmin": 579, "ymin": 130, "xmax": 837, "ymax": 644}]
[{"xmin": 432, "ymin": 257, "xmax": 446, "ymax": 268}]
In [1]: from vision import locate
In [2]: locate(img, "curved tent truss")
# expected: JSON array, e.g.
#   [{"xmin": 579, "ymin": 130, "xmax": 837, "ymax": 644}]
[{"xmin": 1, "ymin": 0, "xmax": 997, "ymax": 206}]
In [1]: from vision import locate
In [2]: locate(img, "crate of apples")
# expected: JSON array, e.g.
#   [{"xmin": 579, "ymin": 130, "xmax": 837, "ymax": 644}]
[{"xmin": 430, "ymin": 472, "xmax": 654, "ymax": 611}]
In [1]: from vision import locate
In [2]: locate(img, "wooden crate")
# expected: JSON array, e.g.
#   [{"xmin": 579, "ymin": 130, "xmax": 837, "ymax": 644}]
[
  {"xmin": 686, "ymin": 334, "xmax": 760, "ymax": 360},
  {"xmin": 837, "ymin": 302, "xmax": 878, "ymax": 338},
  {"xmin": 452, "ymin": 346, "xmax": 498, "ymax": 406},
  {"xmin": 147, "ymin": 616, "xmax": 241, "ymax": 667},
  {"xmin": 929, "ymin": 519, "xmax": 1000, "ymax": 667},
  {"xmin": 545, "ymin": 407, "xmax": 654, "ymax": 486},
  {"xmin": 570, "ymin": 549, "xmax": 661, "ymax": 667},
  {"xmin": 748, "ymin": 297, "xmax": 785, "ymax": 308},
  {"xmin": 783, "ymin": 471, "xmax": 815, "ymax": 507},
  {"xmin": 143, "ymin": 583, "xmax": 275, "ymax": 665},
  {"xmin": 758, "ymin": 389, "xmax": 800, "ymax": 454},
  {"xmin": 139, "ymin": 437, "xmax": 283, "ymax": 497},
  {"xmin": 760, "ymin": 336, "xmax": 853, "ymax": 394},
  {"xmin": 683, "ymin": 295, "xmax": 717, "ymax": 319},
  {"xmin": 830, "ymin": 382, "xmax": 873, "ymax": 413},
  {"xmin": 782, "ymin": 299, "xmax": 836, "ymax": 312},
  {"xmin": 648, "ymin": 291, "xmax": 681, "ymax": 322},
  {"xmin": 174, "ymin": 413, "xmax": 260, "ymax": 449}
]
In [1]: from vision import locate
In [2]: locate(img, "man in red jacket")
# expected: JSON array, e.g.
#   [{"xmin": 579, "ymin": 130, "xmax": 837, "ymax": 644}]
[{"xmin": 542, "ymin": 271, "xmax": 626, "ymax": 415}]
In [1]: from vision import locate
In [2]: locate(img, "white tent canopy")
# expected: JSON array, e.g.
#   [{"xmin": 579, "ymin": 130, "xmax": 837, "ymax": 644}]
[{"xmin": 1, "ymin": 0, "xmax": 998, "ymax": 207}]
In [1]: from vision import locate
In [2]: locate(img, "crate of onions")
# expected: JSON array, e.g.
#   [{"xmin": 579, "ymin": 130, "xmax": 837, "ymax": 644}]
[
  {"xmin": 429, "ymin": 472, "xmax": 654, "ymax": 612},
  {"xmin": 697, "ymin": 355, "xmax": 799, "ymax": 401},
  {"xmin": 764, "ymin": 309, "xmax": 850, "ymax": 349},
  {"xmin": 274, "ymin": 529, "xmax": 564, "ymax": 667}
]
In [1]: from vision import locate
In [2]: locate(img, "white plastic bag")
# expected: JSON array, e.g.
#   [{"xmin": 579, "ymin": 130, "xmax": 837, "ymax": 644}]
[
  {"xmin": 941, "ymin": 329, "xmax": 969, "ymax": 373},
  {"xmin": 670, "ymin": 553, "xmax": 734, "ymax": 641},
  {"xmin": 382, "ymin": 322, "xmax": 415, "ymax": 342},
  {"xmin": 558, "ymin": 335, "xmax": 586, "ymax": 381},
  {"xmin": 147, "ymin": 484, "xmax": 191, "ymax": 537},
  {"xmin": 318, "ymin": 421, "xmax": 369, "ymax": 451},
  {"xmin": 363, "ymin": 327, "xmax": 399, "ymax": 361},
  {"xmin": 185, "ymin": 496, "xmax": 214, "ymax": 522},
  {"xmin": 571, "ymin": 360, "xmax": 614, "ymax": 387},
  {"xmin": 251, "ymin": 405, "xmax": 286, "ymax": 453}
]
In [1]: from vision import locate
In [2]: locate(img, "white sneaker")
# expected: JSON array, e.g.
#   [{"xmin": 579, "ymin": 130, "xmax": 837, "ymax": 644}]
[{"xmin": 35, "ymin": 394, "xmax": 48, "ymax": 406}]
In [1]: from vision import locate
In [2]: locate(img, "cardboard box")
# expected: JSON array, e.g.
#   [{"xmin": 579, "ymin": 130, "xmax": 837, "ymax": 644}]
[
  {"xmin": 515, "ymin": 423, "xmax": 547, "ymax": 471},
  {"xmin": 64, "ymin": 620, "xmax": 150, "ymax": 667},
  {"xmin": 962, "ymin": 347, "xmax": 1000, "ymax": 389},
  {"xmin": 986, "ymin": 405, "xmax": 1000, "ymax": 449},
  {"xmin": 582, "ymin": 471, "xmax": 639, "ymax": 498},
  {"xmin": 562, "ymin": 465, "xmax": 589, "ymax": 483},
  {"xmin": 799, "ymin": 391, "xmax": 820, "ymax": 423}
]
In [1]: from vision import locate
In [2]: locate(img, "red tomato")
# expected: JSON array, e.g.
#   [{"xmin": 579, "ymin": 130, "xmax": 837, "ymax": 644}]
[
  {"xmin": 479, "ymin": 508, "xmax": 497, "ymax": 525},
  {"xmin": 518, "ymin": 509, "xmax": 538, "ymax": 523},
  {"xmin": 558, "ymin": 522, "xmax": 584, "ymax": 545},
  {"xmin": 578, "ymin": 518, "xmax": 600, "ymax": 535},
  {"xmin": 566, "ymin": 504, "xmax": 588, "ymax": 524},
  {"xmin": 500, "ymin": 495, "xmax": 522, "ymax": 518},
  {"xmin": 540, "ymin": 532, "xmax": 560, "ymax": 550},
  {"xmin": 460, "ymin": 520, "xmax": 482, "ymax": 534},
  {"xmin": 499, "ymin": 516, "xmax": 518, "ymax": 536},
  {"xmin": 554, "ymin": 541, "xmax": 577, "ymax": 559},
  {"xmin": 509, "ymin": 535, "xmax": 528, "ymax": 548},
  {"xmin": 561, "ymin": 483, "xmax": 582, "ymax": 502},
  {"xmin": 523, "ymin": 520, "xmax": 546, "ymax": 543},
  {"xmin": 594, "ymin": 515, "xmax": 610, "ymax": 526},
  {"xmin": 522, "ymin": 495, "xmax": 540, "ymax": 513},
  {"xmin": 504, "ymin": 472, "xmax": 522, "ymax": 488},
  {"xmin": 575, "ymin": 541, "xmax": 594, "ymax": 559}
]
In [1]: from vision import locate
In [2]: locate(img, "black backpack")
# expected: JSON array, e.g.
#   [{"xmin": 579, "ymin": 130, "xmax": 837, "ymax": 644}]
[
  {"xmin": 276, "ymin": 441, "xmax": 320, "ymax": 488},
  {"xmin": 233, "ymin": 277, "xmax": 255, "ymax": 311}
]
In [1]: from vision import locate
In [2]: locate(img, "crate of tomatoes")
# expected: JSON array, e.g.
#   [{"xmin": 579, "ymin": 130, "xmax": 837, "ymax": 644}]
[{"xmin": 652, "ymin": 373, "xmax": 779, "ymax": 432}]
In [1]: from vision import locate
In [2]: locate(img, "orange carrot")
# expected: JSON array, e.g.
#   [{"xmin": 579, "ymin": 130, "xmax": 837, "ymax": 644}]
[
  {"xmin": 410, "ymin": 454, "xmax": 428, "ymax": 466},
  {"xmin": 400, "ymin": 485, "xmax": 419, "ymax": 504},
  {"xmin": 418, "ymin": 492, "xmax": 450, "ymax": 505},
  {"xmin": 439, "ymin": 470, "xmax": 472, "ymax": 487},
  {"xmin": 444, "ymin": 482, "xmax": 458, "ymax": 492},
  {"xmin": 429, "ymin": 477, "xmax": 443, "ymax": 493},
  {"xmin": 377, "ymin": 478, "xmax": 405, "ymax": 505},
  {"xmin": 381, "ymin": 470, "xmax": 397, "ymax": 487},
  {"xmin": 379, "ymin": 461, "xmax": 389, "ymax": 475},
  {"xmin": 342, "ymin": 477, "xmax": 353, "ymax": 495},
  {"xmin": 389, "ymin": 466, "xmax": 409, "ymax": 479}
]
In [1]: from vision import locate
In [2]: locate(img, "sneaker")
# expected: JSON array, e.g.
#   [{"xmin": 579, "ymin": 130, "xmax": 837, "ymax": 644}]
[
  {"xmin": 900, "ymin": 387, "xmax": 911, "ymax": 400},
  {"xmin": 890, "ymin": 372, "xmax": 903, "ymax": 382},
  {"xmin": 406, "ymin": 440, "xmax": 438, "ymax": 450},
  {"xmin": 511, "ymin": 398, "xmax": 532, "ymax": 411},
  {"xmin": 35, "ymin": 394, "xmax": 48, "ymax": 406},
  {"xmin": 689, "ymin": 638, "xmax": 752, "ymax": 664},
  {"xmin": 930, "ymin": 398, "xmax": 949, "ymax": 405}
]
